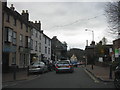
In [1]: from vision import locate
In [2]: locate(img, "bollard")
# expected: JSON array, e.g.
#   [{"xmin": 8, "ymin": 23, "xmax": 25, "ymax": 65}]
[
  {"xmin": 27, "ymin": 66, "xmax": 29, "ymax": 76},
  {"xmin": 91, "ymin": 64, "xmax": 94, "ymax": 70},
  {"xmin": 109, "ymin": 64, "xmax": 112, "ymax": 79}
]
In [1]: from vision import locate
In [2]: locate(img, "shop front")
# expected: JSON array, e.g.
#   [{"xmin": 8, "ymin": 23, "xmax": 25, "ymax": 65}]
[{"xmin": 2, "ymin": 44, "xmax": 16, "ymax": 72}]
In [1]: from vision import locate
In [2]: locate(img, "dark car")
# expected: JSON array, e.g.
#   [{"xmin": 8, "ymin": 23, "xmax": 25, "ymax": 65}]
[
  {"xmin": 52, "ymin": 61, "xmax": 58, "ymax": 70},
  {"xmin": 55, "ymin": 60, "xmax": 74, "ymax": 73},
  {"xmin": 114, "ymin": 64, "xmax": 120, "ymax": 88}
]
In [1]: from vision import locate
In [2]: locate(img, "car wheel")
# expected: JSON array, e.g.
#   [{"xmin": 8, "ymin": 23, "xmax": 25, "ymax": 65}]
[
  {"xmin": 70, "ymin": 70, "xmax": 74, "ymax": 73},
  {"xmin": 56, "ymin": 71, "xmax": 59, "ymax": 74}
]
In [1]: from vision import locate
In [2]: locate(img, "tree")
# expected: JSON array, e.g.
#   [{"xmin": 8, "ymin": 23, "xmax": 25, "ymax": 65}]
[
  {"xmin": 105, "ymin": 1, "xmax": 120, "ymax": 35},
  {"xmin": 102, "ymin": 37, "xmax": 107, "ymax": 45}
]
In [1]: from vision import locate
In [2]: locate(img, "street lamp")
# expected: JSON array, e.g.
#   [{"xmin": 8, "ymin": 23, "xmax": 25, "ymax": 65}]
[{"xmin": 85, "ymin": 29, "xmax": 94, "ymax": 42}]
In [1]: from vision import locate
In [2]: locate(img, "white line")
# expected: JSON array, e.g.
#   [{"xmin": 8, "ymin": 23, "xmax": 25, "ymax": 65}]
[{"xmin": 84, "ymin": 69, "xmax": 99, "ymax": 83}]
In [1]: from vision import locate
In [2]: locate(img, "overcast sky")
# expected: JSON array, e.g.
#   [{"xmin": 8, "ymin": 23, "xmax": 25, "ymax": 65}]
[{"xmin": 7, "ymin": 1, "xmax": 117, "ymax": 50}]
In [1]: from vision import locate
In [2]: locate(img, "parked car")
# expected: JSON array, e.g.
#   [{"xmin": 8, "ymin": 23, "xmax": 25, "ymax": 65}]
[
  {"xmin": 52, "ymin": 61, "xmax": 58, "ymax": 70},
  {"xmin": 114, "ymin": 64, "xmax": 120, "ymax": 88},
  {"xmin": 42, "ymin": 60, "xmax": 53, "ymax": 71},
  {"xmin": 28, "ymin": 61, "xmax": 48, "ymax": 74},
  {"xmin": 55, "ymin": 60, "xmax": 74, "ymax": 73}
]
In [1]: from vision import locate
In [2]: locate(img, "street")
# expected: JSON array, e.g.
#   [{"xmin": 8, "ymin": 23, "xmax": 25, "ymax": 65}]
[{"xmin": 3, "ymin": 66, "xmax": 115, "ymax": 88}]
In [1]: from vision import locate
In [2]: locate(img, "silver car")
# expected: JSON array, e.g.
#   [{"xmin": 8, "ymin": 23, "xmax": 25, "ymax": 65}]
[
  {"xmin": 28, "ymin": 61, "xmax": 48, "ymax": 74},
  {"xmin": 55, "ymin": 60, "xmax": 74, "ymax": 73}
]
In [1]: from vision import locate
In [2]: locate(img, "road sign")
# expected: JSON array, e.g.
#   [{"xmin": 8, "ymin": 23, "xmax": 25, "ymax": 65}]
[{"xmin": 115, "ymin": 49, "xmax": 119, "ymax": 58}]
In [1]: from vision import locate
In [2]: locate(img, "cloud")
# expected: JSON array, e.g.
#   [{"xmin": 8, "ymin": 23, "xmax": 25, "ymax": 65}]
[{"xmin": 7, "ymin": 2, "xmax": 113, "ymax": 49}]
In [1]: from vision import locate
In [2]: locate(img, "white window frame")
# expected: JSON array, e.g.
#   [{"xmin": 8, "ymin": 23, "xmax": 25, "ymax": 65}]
[
  {"xmin": 20, "ymin": 34, "xmax": 23, "ymax": 46},
  {"xmin": 13, "ymin": 31, "xmax": 17, "ymax": 45},
  {"xmin": 8, "ymin": 28, "xmax": 13, "ymax": 42}
]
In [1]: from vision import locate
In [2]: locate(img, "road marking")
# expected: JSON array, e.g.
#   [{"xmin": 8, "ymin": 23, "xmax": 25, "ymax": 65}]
[{"xmin": 84, "ymin": 69, "xmax": 99, "ymax": 83}]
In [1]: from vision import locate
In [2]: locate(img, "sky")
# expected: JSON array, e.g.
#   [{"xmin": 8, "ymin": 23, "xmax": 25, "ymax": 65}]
[{"xmin": 7, "ymin": 0, "xmax": 117, "ymax": 50}]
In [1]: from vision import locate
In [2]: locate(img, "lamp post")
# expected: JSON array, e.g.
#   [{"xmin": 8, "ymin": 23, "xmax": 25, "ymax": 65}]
[
  {"xmin": 85, "ymin": 29, "xmax": 95, "ymax": 70},
  {"xmin": 85, "ymin": 29, "xmax": 94, "ymax": 42}
]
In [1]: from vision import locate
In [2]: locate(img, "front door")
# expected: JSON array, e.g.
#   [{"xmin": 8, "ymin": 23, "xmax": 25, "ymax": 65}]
[{"xmin": 2, "ymin": 53, "xmax": 9, "ymax": 73}]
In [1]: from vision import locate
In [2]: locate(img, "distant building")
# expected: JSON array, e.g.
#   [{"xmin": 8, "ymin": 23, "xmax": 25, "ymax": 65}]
[
  {"xmin": 113, "ymin": 38, "xmax": 120, "ymax": 62},
  {"xmin": 51, "ymin": 36, "xmax": 67, "ymax": 61},
  {"xmin": 70, "ymin": 54, "xmax": 77, "ymax": 62},
  {"xmin": 85, "ymin": 40, "xmax": 113, "ymax": 64},
  {"xmin": 67, "ymin": 48, "xmax": 84, "ymax": 61},
  {"xmin": 85, "ymin": 45, "xmax": 95, "ymax": 64}
]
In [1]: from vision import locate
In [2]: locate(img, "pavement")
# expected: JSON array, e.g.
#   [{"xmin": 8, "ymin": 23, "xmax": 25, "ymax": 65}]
[
  {"xmin": 83, "ymin": 65, "xmax": 115, "ymax": 82},
  {"xmin": 2, "ymin": 69, "xmax": 40, "ymax": 88}
]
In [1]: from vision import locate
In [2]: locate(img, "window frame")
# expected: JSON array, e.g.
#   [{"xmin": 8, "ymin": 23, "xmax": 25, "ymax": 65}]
[
  {"xmin": 20, "ymin": 34, "xmax": 23, "ymax": 46},
  {"xmin": 12, "ymin": 31, "xmax": 17, "ymax": 45}
]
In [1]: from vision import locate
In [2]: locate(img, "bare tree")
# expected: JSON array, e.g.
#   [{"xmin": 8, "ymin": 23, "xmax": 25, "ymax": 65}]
[{"xmin": 105, "ymin": 1, "xmax": 120, "ymax": 36}]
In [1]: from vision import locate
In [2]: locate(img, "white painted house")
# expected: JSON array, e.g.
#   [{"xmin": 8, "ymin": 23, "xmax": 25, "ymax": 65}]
[
  {"xmin": 30, "ymin": 21, "xmax": 51, "ymax": 63},
  {"xmin": 30, "ymin": 27, "xmax": 42, "ymax": 62},
  {"xmin": 41, "ymin": 32, "xmax": 51, "ymax": 60}
]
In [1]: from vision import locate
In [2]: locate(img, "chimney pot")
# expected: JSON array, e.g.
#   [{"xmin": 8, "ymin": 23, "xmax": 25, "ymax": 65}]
[
  {"xmin": 10, "ymin": 4, "xmax": 15, "ymax": 11},
  {"xmin": 11, "ymin": 4, "xmax": 13, "ymax": 7},
  {"xmin": 35, "ymin": 21, "xmax": 37, "ymax": 23},
  {"xmin": 26, "ymin": 10, "xmax": 28, "ymax": 13},
  {"xmin": 22, "ymin": 10, "xmax": 24, "ymax": 13}
]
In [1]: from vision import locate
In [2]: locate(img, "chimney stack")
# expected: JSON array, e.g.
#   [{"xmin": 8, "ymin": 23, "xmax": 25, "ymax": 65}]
[
  {"xmin": 86, "ymin": 40, "xmax": 88, "ymax": 46},
  {"xmin": 10, "ymin": 4, "xmax": 15, "ymax": 11},
  {"xmin": 34, "ymin": 20, "xmax": 41, "ymax": 30},
  {"xmin": 35, "ymin": 21, "xmax": 37, "ymax": 23},
  {"xmin": 21, "ymin": 10, "xmax": 29, "ymax": 21},
  {"xmin": 2, "ymin": 1, "xmax": 7, "ymax": 7}
]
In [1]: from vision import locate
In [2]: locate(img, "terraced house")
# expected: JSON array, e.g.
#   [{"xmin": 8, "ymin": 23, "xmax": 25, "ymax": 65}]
[
  {"xmin": 30, "ymin": 21, "xmax": 42, "ymax": 62},
  {"xmin": 2, "ymin": 2, "xmax": 52, "ymax": 72},
  {"xmin": 2, "ymin": 3, "xmax": 31, "ymax": 72},
  {"xmin": 41, "ymin": 33, "xmax": 51, "ymax": 60},
  {"xmin": 30, "ymin": 21, "xmax": 51, "ymax": 62}
]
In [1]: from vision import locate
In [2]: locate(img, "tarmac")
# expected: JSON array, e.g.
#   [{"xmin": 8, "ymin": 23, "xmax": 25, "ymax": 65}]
[{"xmin": 2, "ymin": 65, "xmax": 115, "ymax": 88}]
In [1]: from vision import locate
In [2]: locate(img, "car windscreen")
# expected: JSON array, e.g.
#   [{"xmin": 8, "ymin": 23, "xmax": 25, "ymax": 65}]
[
  {"xmin": 31, "ymin": 61, "xmax": 43, "ymax": 65},
  {"xmin": 57, "ymin": 61, "xmax": 69, "ymax": 64}
]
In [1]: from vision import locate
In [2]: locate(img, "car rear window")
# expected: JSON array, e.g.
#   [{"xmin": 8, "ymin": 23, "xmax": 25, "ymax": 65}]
[{"xmin": 57, "ymin": 61, "xmax": 69, "ymax": 64}]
